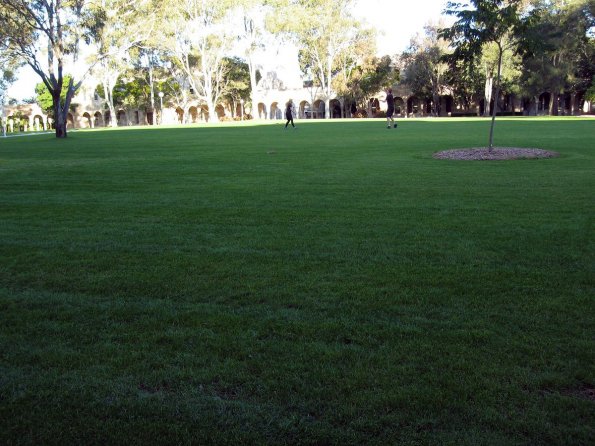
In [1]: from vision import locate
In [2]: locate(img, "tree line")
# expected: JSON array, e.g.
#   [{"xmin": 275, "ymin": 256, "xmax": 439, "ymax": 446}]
[{"xmin": 1, "ymin": 0, "xmax": 593, "ymax": 138}]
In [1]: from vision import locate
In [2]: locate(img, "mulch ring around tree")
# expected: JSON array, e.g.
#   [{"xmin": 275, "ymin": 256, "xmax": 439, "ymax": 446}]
[{"xmin": 433, "ymin": 147, "xmax": 560, "ymax": 161}]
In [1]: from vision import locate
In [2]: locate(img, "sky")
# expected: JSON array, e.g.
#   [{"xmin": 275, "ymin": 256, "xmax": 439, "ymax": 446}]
[{"xmin": 6, "ymin": 0, "xmax": 451, "ymax": 101}]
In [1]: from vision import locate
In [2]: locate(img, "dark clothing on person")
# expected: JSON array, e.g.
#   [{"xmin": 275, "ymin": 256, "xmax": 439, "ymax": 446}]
[
  {"xmin": 386, "ymin": 92, "xmax": 395, "ymax": 118},
  {"xmin": 285, "ymin": 103, "xmax": 295, "ymax": 128}
]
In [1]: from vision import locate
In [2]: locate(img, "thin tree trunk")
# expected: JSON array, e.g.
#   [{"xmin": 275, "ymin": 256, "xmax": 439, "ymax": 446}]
[
  {"xmin": 484, "ymin": 77, "xmax": 493, "ymax": 117},
  {"xmin": 488, "ymin": 47, "xmax": 503, "ymax": 151},
  {"xmin": 550, "ymin": 93, "xmax": 559, "ymax": 116}
]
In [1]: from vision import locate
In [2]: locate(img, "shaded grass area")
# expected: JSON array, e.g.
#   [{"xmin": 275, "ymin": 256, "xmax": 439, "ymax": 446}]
[{"xmin": 0, "ymin": 118, "xmax": 593, "ymax": 444}]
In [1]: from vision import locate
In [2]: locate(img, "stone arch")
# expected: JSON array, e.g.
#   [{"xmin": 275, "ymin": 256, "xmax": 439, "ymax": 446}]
[
  {"xmin": 407, "ymin": 96, "xmax": 422, "ymax": 116},
  {"xmin": 215, "ymin": 104, "xmax": 225, "ymax": 119},
  {"xmin": 33, "ymin": 115, "xmax": 45, "ymax": 131},
  {"xmin": 67, "ymin": 113, "xmax": 75, "ymax": 129},
  {"xmin": 188, "ymin": 106, "xmax": 199, "ymax": 123},
  {"xmin": 200, "ymin": 105, "xmax": 209, "ymax": 122},
  {"xmin": 394, "ymin": 97, "xmax": 405, "ymax": 116},
  {"xmin": 330, "ymin": 99, "xmax": 342, "ymax": 118},
  {"xmin": 117, "ymin": 109, "xmax": 127, "ymax": 126},
  {"xmin": 132, "ymin": 110, "xmax": 140, "ymax": 125},
  {"xmin": 175, "ymin": 107, "xmax": 184, "ymax": 123},
  {"xmin": 7, "ymin": 115, "xmax": 16, "ymax": 132},
  {"xmin": 368, "ymin": 98, "xmax": 380, "ymax": 117},
  {"xmin": 440, "ymin": 95, "xmax": 453, "ymax": 116},
  {"xmin": 146, "ymin": 110, "xmax": 154, "ymax": 125},
  {"xmin": 81, "ymin": 112, "xmax": 92, "ymax": 128},
  {"xmin": 258, "ymin": 102, "xmax": 267, "ymax": 119},
  {"xmin": 313, "ymin": 99, "xmax": 325, "ymax": 119},
  {"xmin": 104, "ymin": 111, "xmax": 111, "ymax": 126},
  {"xmin": 94, "ymin": 111, "xmax": 103, "ymax": 127},
  {"xmin": 270, "ymin": 102, "xmax": 281, "ymax": 120},
  {"xmin": 299, "ymin": 100, "xmax": 311, "ymax": 118}
]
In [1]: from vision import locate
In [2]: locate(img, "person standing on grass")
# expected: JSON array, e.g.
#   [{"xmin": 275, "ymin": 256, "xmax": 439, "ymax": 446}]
[
  {"xmin": 285, "ymin": 99, "xmax": 296, "ymax": 129},
  {"xmin": 384, "ymin": 88, "xmax": 397, "ymax": 129}
]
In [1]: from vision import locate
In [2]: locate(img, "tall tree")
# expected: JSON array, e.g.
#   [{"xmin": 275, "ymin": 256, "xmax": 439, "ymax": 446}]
[
  {"xmin": 401, "ymin": 23, "xmax": 450, "ymax": 116},
  {"xmin": 440, "ymin": 0, "xmax": 524, "ymax": 150},
  {"xmin": 0, "ymin": 51, "xmax": 19, "ymax": 136},
  {"xmin": 346, "ymin": 55, "xmax": 398, "ymax": 116},
  {"xmin": 89, "ymin": 0, "xmax": 155, "ymax": 127},
  {"xmin": 478, "ymin": 36, "xmax": 522, "ymax": 116},
  {"xmin": 235, "ymin": 0, "xmax": 272, "ymax": 118},
  {"xmin": 221, "ymin": 57, "xmax": 251, "ymax": 118},
  {"xmin": 161, "ymin": 0, "xmax": 235, "ymax": 122},
  {"xmin": 0, "ymin": 1, "xmax": 102, "ymax": 138},
  {"xmin": 275, "ymin": 0, "xmax": 369, "ymax": 118}
]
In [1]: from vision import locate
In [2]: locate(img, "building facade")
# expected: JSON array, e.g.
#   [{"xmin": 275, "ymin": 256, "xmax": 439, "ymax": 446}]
[{"xmin": 2, "ymin": 74, "xmax": 593, "ymax": 133}]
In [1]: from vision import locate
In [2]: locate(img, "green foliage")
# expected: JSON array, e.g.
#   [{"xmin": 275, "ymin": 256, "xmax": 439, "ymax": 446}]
[
  {"xmin": 347, "ymin": 55, "xmax": 398, "ymax": 106},
  {"xmin": 222, "ymin": 57, "xmax": 251, "ymax": 104},
  {"xmin": 35, "ymin": 75, "xmax": 74, "ymax": 113},
  {"xmin": 586, "ymin": 76, "xmax": 595, "ymax": 101}
]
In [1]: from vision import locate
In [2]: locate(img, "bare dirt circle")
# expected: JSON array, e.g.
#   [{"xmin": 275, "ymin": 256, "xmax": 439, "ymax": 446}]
[{"xmin": 433, "ymin": 147, "xmax": 560, "ymax": 161}]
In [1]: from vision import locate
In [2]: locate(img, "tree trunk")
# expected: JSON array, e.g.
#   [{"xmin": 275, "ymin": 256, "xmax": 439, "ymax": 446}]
[
  {"xmin": 206, "ymin": 98, "xmax": 218, "ymax": 122},
  {"xmin": 484, "ymin": 76, "xmax": 493, "ymax": 117},
  {"xmin": 248, "ymin": 59, "xmax": 259, "ymax": 120},
  {"xmin": 550, "ymin": 93, "xmax": 559, "ymax": 116},
  {"xmin": 54, "ymin": 100, "xmax": 67, "ymax": 138},
  {"xmin": 488, "ymin": 47, "xmax": 503, "ymax": 151}
]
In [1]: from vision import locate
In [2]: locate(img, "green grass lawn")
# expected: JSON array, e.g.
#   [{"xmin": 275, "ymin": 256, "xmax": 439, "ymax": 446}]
[{"xmin": 0, "ymin": 117, "xmax": 593, "ymax": 445}]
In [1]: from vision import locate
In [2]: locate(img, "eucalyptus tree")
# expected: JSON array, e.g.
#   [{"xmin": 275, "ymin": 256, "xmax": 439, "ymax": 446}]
[
  {"xmin": 161, "ymin": 0, "xmax": 236, "ymax": 122},
  {"xmin": 274, "ymin": 0, "xmax": 370, "ymax": 118},
  {"xmin": 440, "ymin": 0, "xmax": 524, "ymax": 150},
  {"xmin": 333, "ymin": 25, "xmax": 377, "ymax": 115},
  {"xmin": 89, "ymin": 0, "xmax": 156, "ymax": 127},
  {"xmin": 346, "ymin": 55, "xmax": 398, "ymax": 116},
  {"xmin": 0, "ymin": 0, "xmax": 105, "ymax": 137},
  {"xmin": 221, "ymin": 57, "xmax": 251, "ymax": 118},
  {"xmin": 235, "ymin": 0, "xmax": 272, "ymax": 117},
  {"xmin": 0, "ymin": 52, "xmax": 19, "ymax": 136},
  {"xmin": 401, "ymin": 23, "xmax": 450, "ymax": 116}
]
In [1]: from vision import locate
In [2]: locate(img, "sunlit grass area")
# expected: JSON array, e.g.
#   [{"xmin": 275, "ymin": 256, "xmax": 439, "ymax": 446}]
[{"xmin": 0, "ymin": 117, "xmax": 593, "ymax": 445}]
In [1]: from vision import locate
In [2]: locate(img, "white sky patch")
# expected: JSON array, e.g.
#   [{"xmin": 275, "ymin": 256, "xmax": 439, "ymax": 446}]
[
  {"xmin": 7, "ymin": 0, "xmax": 453, "ymax": 101},
  {"xmin": 353, "ymin": 0, "xmax": 452, "ymax": 55}
]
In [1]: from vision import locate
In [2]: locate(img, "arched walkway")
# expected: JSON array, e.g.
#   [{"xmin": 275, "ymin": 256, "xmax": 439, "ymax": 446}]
[
  {"xmin": 188, "ymin": 106, "xmax": 199, "ymax": 123},
  {"xmin": 313, "ymin": 100, "xmax": 325, "ymax": 119},
  {"xmin": 32, "ymin": 115, "xmax": 45, "ymax": 131},
  {"xmin": 215, "ymin": 104, "xmax": 225, "ymax": 120},
  {"xmin": 330, "ymin": 99, "xmax": 341, "ymax": 118},
  {"xmin": 394, "ymin": 97, "xmax": 405, "ymax": 116},
  {"xmin": 270, "ymin": 102, "xmax": 281, "ymax": 120},
  {"xmin": 299, "ymin": 101, "xmax": 311, "ymax": 119},
  {"xmin": 117, "ymin": 110, "xmax": 127, "ymax": 126},
  {"xmin": 175, "ymin": 107, "xmax": 184, "ymax": 124},
  {"xmin": 94, "ymin": 111, "xmax": 103, "ymax": 127},
  {"xmin": 81, "ymin": 112, "xmax": 92, "ymax": 128}
]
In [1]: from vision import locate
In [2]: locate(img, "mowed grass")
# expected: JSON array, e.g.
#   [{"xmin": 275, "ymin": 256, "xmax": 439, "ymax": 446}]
[{"xmin": 0, "ymin": 117, "xmax": 593, "ymax": 445}]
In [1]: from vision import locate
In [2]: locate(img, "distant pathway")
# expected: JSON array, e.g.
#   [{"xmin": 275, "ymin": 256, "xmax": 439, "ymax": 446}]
[{"xmin": 2, "ymin": 131, "xmax": 55, "ymax": 138}]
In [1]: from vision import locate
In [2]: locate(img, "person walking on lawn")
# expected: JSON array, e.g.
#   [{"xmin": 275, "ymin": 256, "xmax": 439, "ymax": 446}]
[{"xmin": 285, "ymin": 99, "xmax": 296, "ymax": 129}]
